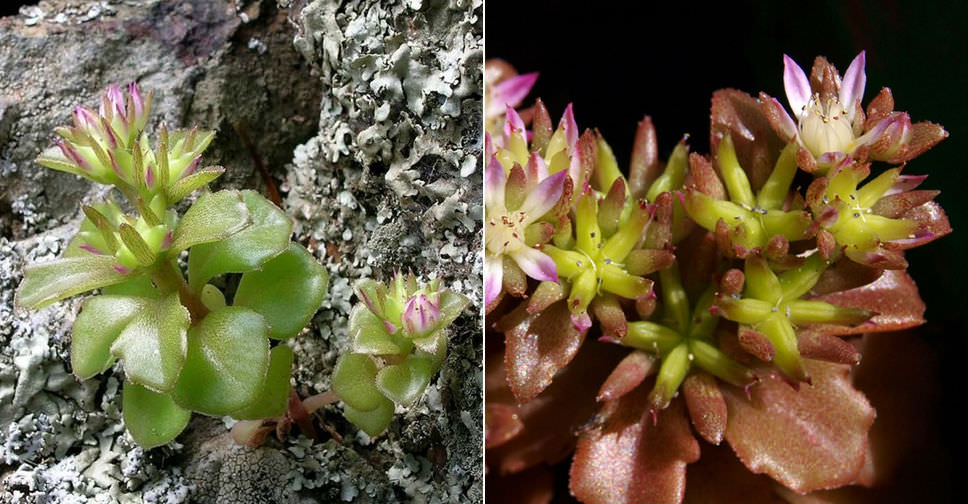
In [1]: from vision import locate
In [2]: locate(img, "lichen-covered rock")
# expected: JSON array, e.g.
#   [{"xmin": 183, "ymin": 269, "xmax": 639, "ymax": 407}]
[{"xmin": 0, "ymin": 0, "xmax": 482, "ymax": 502}]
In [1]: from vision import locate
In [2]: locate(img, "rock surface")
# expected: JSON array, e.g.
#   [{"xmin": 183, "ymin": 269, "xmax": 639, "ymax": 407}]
[{"xmin": 0, "ymin": 0, "xmax": 483, "ymax": 502}]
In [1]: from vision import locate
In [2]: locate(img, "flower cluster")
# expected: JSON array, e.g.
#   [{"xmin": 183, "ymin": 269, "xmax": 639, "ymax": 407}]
[
  {"xmin": 484, "ymin": 53, "xmax": 950, "ymax": 503},
  {"xmin": 332, "ymin": 273, "xmax": 469, "ymax": 436},
  {"xmin": 18, "ymin": 84, "xmax": 329, "ymax": 448}
]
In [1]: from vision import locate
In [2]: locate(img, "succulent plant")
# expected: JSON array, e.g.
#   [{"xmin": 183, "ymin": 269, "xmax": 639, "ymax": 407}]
[
  {"xmin": 331, "ymin": 273, "xmax": 470, "ymax": 437},
  {"xmin": 484, "ymin": 52, "xmax": 951, "ymax": 503},
  {"xmin": 17, "ymin": 83, "xmax": 329, "ymax": 448}
]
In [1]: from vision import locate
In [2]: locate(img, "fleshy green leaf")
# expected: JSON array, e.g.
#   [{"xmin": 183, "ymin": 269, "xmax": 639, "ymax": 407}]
[
  {"xmin": 375, "ymin": 354, "xmax": 437, "ymax": 406},
  {"xmin": 168, "ymin": 190, "xmax": 250, "ymax": 254},
  {"xmin": 101, "ymin": 275, "xmax": 160, "ymax": 298},
  {"xmin": 16, "ymin": 255, "xmax": 129, "ymax": 309},
  {"xmin": 110, "ymin": 293, "xmax": 190, "ymax": 392},
  {"xmin": 187, "ymin": 190, "xmax": 293, "ymax": 291},
  {"xmin": 171, "ymin": 306, "xmax": 269, "ymax": 415},
  {"xmin": 343, "ymin": 396, "xmax": 395, "ymax": 437},
  {"xmin": 433, "ymin": 291, "xmax": 470, "ymax": 332},
  {"xmin": 234, "ymin": 243, "xmax": 329, "ymax": 339},
  {"xmin": 231, "ymin": 345, "xmax": 293, "ymax": 420},
  {"xmin": 166, "ymin": 166, "xmax": 225, "ymax": 203},
  {"xmin": 72, "ymin": 295, "xmax": 150, "ymax": 380},
  {"xmin": 411, "ymin": 330, "xmax": 447, "ymax": 365},
  {"xmin": 348, "ymin": 304, "xmax": 403, "ymax": 354},
  {"xmin": 122, "ymin": 381, "xmax": 191, "ymax": 448},
  {"xmin": 332, "ymin": 353, "xmax": 386, "ymax": 412}
]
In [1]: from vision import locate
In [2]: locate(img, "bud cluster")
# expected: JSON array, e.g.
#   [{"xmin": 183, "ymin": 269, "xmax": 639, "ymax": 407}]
[{"xmin": 332, "ymin": 273, "xmax": 469, "ymax": 436}]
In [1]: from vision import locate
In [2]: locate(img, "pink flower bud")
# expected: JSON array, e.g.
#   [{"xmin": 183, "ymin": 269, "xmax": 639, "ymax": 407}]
[
  {"xmin": 55, "ymin": 138, "xmax": 90, "ymax": 172},
  {"xmin": 402, "ymin": 293, "xmax": 441, "ymax": 337}
]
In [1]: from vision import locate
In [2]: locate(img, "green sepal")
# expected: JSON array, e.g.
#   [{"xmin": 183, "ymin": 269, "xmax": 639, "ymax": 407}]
[
  {"xmin": 168, "ymin": 190, "xmax": 250, "ymax": 254},
  {"xmin": 122, "ymin": 380, "xmax": 191, "ymax": 449},
  {"xmin": 332, "ymin": 353, "xmax": 386, "ymax": 412},
  {"xmin": 374, "ymin": 353, "xmax": 437, "ymax": 406},
  {"xmin": 649, "ymin": 342, "xmax": 691, "ymax": 409},
  {"xmin": 230, "ymin": 345, "xmax": 293, "ymax": 420},
  {"xmin": 16, "ymin": 255, "xmax": 129, "ymax": 309},
  {"xmin": 109, "ymin": 293, "xmax": 190, "ymax": 392},
  {"xmin": 171, "ymin": 306, "xmax": 270, "ymax": 415},
  {"xmin": 187, "ymin": 190, "xmax": 293, "ymax": 291},
  {"xmin": 343, "ymin": 396, "xmax": 395, "ymax": 438},
  {"xmin": 623, "ymin": 321, "xmax": 682, "ymax": 355},
  {"xmin": 348, "ymin": 304, "xmax": 403, "ymax": 355},
  {"xmin": 234, "ymin": 243, "xmax": 329, "ymax": 339},
  {"xmin": 72, "ymin": 295, "xmax": 150, "ymax": 380},
  {"xmin": 166, "ymin": 166, "xmax": 225, "ymax": 203},
  {"xmin": 430, "ymin": 291, "xmax": 470, "ymax": 334},
  {"xmin": 117, "ymin": 223, "xmax": 157, "ymax": 267}
]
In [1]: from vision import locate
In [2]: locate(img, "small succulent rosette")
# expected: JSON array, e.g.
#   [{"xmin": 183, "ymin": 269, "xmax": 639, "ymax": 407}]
[
  {"xmin": 18, "ymin": 83, "xmax": 330, "ymax": 448},
  {"xmin": 332, "ymin": 274, "xmax": 469, "ymax": 437},
  {"xmin": 36, "ymin": 83, "xmax": 222, "ymax": 207}
]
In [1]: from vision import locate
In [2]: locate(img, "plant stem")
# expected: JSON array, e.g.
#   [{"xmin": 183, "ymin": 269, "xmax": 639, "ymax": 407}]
[{"xmin": 150, "ymin": 260, "xmax": 209, "ymax": 322}]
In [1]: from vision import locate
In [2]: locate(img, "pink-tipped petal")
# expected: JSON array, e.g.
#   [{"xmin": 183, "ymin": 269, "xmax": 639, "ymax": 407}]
[
  {"xmin": 525, "ymin": 152, "xmax": 549, "ymax": 182},
  {"xmin": 488, "ymin": 72, "xmax": 538, "ymax": 118},
  {"xmin": 56, "ymin": 139, "xmax": 90, "ymax": 171},
  {"xmin": 128, "ymin": 82, "xmax": 145, "ymax": 115},
  {"xmin": 839, "ymin": 51, "xmax": 867, "ymax": 112},
  {"xmin": 74, "ymin": 106, "xmax": 98, "ymax": 129},
  {"xmin": 561, "ymin": 103, "xmax": 578, "ymax": 152},
  {"xmin": 511, "ymin": 246, "xmax": 558, "ymax": 284},
  {"xmin": 503, "ymin": 104, "xmax": 526, "ymax": 139},
  {"xmin": 783, "ymin": 54, "xmax": 811, "ymax": 116},
  {"xmin": 105, "ymin": 84, "xmax": 125, "ymax": 118},
  {"xmin": 484, "ymin": 131, "xmax": 495, "ymax": 160},
  {"xmin": 484, "ymin": 254, "xmax": 503, "ymax": 308},
  {"xmin": 485, "ymin": 156, "xmax": 507, "ymax": 211},
  {"xmin": 181, "ymin": 156, "xmax": 201, "ymax": 178},
  {"xmin": 518, "ymin": 170, "xmax": 566, "ymax": 219},
  {"xmin": 885, "ymin": 174, "xmax": 928, "ymax": 195}
]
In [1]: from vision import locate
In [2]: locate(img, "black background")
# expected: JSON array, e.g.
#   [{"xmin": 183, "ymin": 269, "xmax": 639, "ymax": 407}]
[{"xmin": 486, "ymin": 0, "xmax": 967, "ymax": 502}]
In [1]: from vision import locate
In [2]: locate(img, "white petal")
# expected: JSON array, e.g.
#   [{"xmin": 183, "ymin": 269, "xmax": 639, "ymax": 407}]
[
  {"xmin": 511, "ymin": 247, "xmax": 558, "ymax": 283},
  {"xmin": 518, "ymin": 170, "xmax": 566, "ymax": 221},
  {"xmin": 489, "ymin": 72, "xmax": 538, "ymax": 119},
  {"xmin": 839, "ymin": 51, "xmax": 867, "ymax": 112},
  {"xmin": 783, "ymin": 54, "xmax": 811, "ymax": 116},
  {"xmin": 484, "ymin": 254, "xmax": 504, "ymax": 307},
  {"xmin": 485, "ymin": 156, "xmax": 506, "ymax": 212}
]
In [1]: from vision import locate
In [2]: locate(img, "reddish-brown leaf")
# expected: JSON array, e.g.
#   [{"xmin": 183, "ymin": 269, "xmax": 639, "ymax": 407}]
[
  {"xmin": 710, "ymin": 89, "xmax": 784, "ymax": 191},
  {"xmin": 808, "ymin": 269, "xmax": 925, "ymax": 336},
  {"xmin": 683, "ymin": 442, "xmax": 787, "ymax": 504},
  {"xmin": 486, "ymin": 403, "xmax": 524, "ymax": 449},
  {"xmin": 722, "ymin": 360, "xmax": 875, "ymax": 494},
  {"xmin": 487, "ymin": 341, "xmax": 625, "ymax": 475},
  {"xmin": 497, "ymin": 300, "xmax": 587, "ymax": 402},
  {"xmin": 570, "ymin": 391, "xmax": 700, "ymax": 504},
  {"xmin": 811, "ymin": 258, "xmax": 882, "ymax": 296}
]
